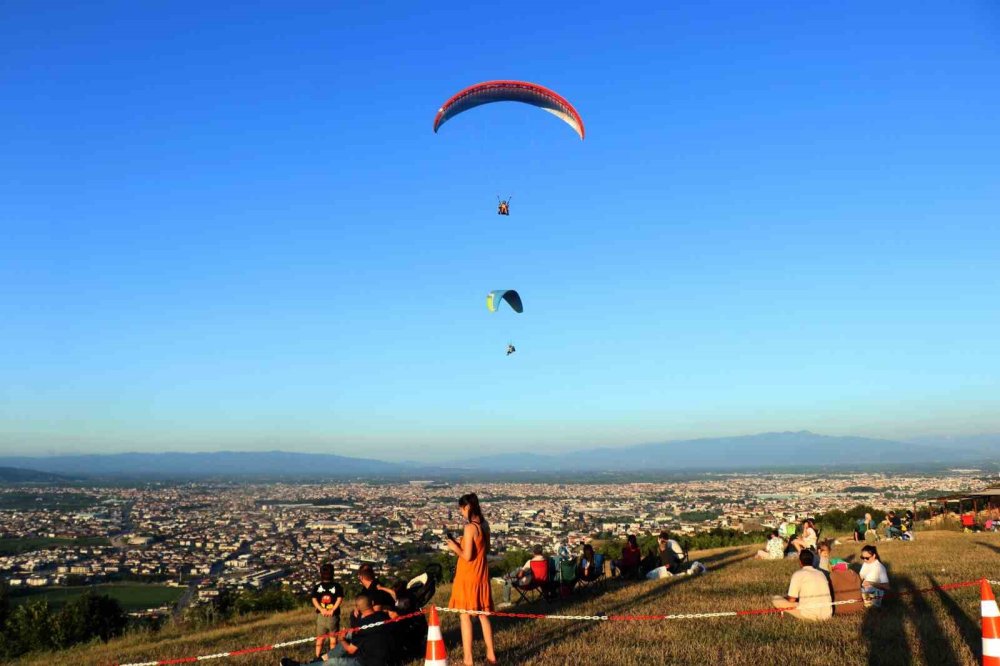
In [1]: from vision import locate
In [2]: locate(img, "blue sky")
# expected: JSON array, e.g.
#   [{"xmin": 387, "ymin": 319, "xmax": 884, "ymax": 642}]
[{"xmin": 2, "ymin": 1, "xmax": 999, "ymax": 460}]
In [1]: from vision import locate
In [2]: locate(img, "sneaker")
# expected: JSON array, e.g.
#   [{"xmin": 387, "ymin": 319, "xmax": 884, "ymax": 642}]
[{"xmin": 497, "ymin": 602, "xmax": 512, "ymax": 609}]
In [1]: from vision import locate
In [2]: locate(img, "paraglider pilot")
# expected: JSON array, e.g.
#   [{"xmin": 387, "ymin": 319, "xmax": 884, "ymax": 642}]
[
  {"xmin": 506, "ymin": 344, "xmax": 516, "ymax": 356},
  {"xmin": 497, "ymin": 196, "xmax": 510, "ymax": 216}
]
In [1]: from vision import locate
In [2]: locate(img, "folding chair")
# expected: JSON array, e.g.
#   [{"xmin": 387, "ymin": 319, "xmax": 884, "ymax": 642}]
[
  {"xmin": 512, "ymin": 559, "xmax": 552, "ymax": 605},
  {"xmin": 577, "ymin": 553, "xmax": 607, "ymax": 591},
  {"xmin": 557, "ymin": 557, "xmax": 578, "ymax": 598},
  {"xmin": 961, "ymin": 513, "xmax": 978, "ymax": 532}
]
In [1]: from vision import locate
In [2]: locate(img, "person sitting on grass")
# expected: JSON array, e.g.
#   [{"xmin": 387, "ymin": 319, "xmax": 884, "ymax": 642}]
[
  {"xmin": 612, "ymin": 534, "xmax": 642, "ymax": 579},
  {"xmin": 351, "ymin": 564, "xmax": 396, "ymax": 627},
  {"xmin": 497, "ymin": 544, "xmax": 547, "ymax": 607},
  {"xmin": 859, "ymin": 545, "xmax": 891, "ymax": 608},
  {"xmin": 885, "ymin": 512, "xmax": 904, "ymax": 539},
  {"xmin": 755, "ymin": 530, "xmax": 785, "ymax": 560},
  {"xmin": 783, "ymin": 535, "xmax": 799, "ymax": 559},
  {"xmin": 855, "ymin": 513, "xmax": 877, "ymax": 542},
  {"xmin": 578, "ymin": 543, "xmax": 600, "ymax": 581},
  {"xmin": 814, "ymin": 540, "xmax": 829, "ymax": 571},
  {"xmin": 791, "ymin": 519, "xmax": 818, "ymax": 553},
  {"xmin": 770, "ymin": 549, "xmax": 833, "ymax": 621},
  {"xmin": 280, "ymin": 594, "xmax": 390, "ymax": 666},
  {"xmin": 644, "ymin": 531, "xmax": 687, "ymax": 578}
]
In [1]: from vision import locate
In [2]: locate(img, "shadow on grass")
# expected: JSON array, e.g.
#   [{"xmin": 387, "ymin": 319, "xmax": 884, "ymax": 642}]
[
  {"xmin": 894, "ymin": 574, "xmax": 961, "ymax": 666},
  {"xmin": 977, "ymin": 541, "xmax": 1000, "ymax": 557},
  {"xmin": 863, "ymin": 589, "xmax": 910, "ymax": 666},
  {"xmin": 439, "ymin": 547, "xmax": 751, "ymax": 664},
  {"xmin": 929, "ymin": 574, "xmax": 981, "ymax": 663}
]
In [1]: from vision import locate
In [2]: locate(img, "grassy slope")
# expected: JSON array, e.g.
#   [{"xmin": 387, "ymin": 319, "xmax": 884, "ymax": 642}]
[{"xmin": 23, "ymin": 531, "xmax": 1000, "ymax": 666}]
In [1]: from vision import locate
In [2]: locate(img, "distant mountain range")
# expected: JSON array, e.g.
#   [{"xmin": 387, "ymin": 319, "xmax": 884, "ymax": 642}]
[
  {"xmin": 461, "ymin": 431, "xmax": 999, "ymax": 472},
  {"xmin": 0, "ymin": 451, "xmax": 412, "ymax": 480},
  {"xmin": 0, "ymin": 431, "xmax": 996, "ymax": 480},
  {"xmin": 0, "ymin": 466, "xmax": 75, "ymax": 483}
]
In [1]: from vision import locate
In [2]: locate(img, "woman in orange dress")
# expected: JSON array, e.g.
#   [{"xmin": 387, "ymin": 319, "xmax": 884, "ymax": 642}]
[{"xmin": 446, "ymin": 492, "xmax": 497, "ymax": 665}]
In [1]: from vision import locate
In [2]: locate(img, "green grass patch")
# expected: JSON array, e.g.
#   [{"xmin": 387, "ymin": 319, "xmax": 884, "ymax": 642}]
[{"xmin": 0, "ymin": 491, "xmax": 99, "ymax": 511}]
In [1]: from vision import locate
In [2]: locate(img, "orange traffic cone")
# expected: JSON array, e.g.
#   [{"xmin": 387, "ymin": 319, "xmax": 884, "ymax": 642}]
[
  {"xmin": 424, "ymin": 605, "xmax": 448, "ymax": 666},
  {"xmin": 983, "ymin": 579, "xmax": 1000, "ymax": 666}
]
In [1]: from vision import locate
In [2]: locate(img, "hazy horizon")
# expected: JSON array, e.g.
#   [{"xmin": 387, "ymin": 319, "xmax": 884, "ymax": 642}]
[{"xmin": 3, "ymin": 428, "xmax": 999, "ymax": 463}]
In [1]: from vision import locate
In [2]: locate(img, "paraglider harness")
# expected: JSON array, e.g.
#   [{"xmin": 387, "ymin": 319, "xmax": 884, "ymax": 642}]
[
  {"xmin": 506, "ymin": 344, "xmax": 516, "ymax": 356},
  {"xmin": 497, "ymin": 195, "xmax": 511, "ymax": 216}
]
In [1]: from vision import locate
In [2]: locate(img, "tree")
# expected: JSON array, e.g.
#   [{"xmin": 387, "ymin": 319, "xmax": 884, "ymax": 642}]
[
  {"xmin": 53, "ymin": 591, "xmax": 127, "ymax": 648},
  {"xmin": 0, "ymin": 580, "xmax": 9, "ymax": 629},
  {"xmin": 3, "ymin": 600, "xmax": 54, "ymax": 657},
  {"xmin": 232, "ymin": 587, "xmax": 300, "ymax": 616}
]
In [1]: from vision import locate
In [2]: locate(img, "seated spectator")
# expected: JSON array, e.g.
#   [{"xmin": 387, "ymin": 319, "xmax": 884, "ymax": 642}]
[
  {"xmin": 855, "ymin": 513, "xmax": 877, "ymax": 542},
  {"xmin": 770, "ymin": 549, "xmax": 833, "ymax": 621},
  {"xmin": 755, "ymin": 530, "xmax": 785, "ymax": 560},
  {"xmin": 644, "ymin": 531, "xmax": 687, "ymax": 577},
  {"xmin": 578, "ymin": 544, "xmax": 600, "ymax": 581},
  {"xmin": 613, "ymin": 534, "xmax": 642, "ymax": 579},
  {"xmin": 335, "ymin": 593, "xmax": 391, "ymax": 665},
  {"xmin": 783, "ymin": 536, "xmax": 799, "ymax": 559},
  {"xmin": 281, "ymin": 594, "xmax": 390, "ymax": 666},
  {"xmin": 387, "ymin": 580, "xmax": 426, "ymax": 663},
  {"xmin": 791, "ymin": 519, "xmax": 818, "ymax": 553},
  {"xmin": 885, "ymin": 511, "xmax": 903, "ymax": 539},
  {"xmin": 859, "ymin": 545, "xmax": 890, "ymax": 608},
  {"xmin": 497, "ymin": 544, "xmax": 547, "ymax": 607},
  {"xmin": 815, "ymin": 540, "xmax": 832, "ymax": 572},
  {"xmin": 352, "ymin": 564, "xmax": 396, "ymax": 627}
]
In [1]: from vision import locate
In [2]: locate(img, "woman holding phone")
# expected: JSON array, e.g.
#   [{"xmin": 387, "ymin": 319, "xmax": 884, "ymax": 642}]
[{"xmin": 445, "ymin": 492, "xmax": 497, "ymax": 665}]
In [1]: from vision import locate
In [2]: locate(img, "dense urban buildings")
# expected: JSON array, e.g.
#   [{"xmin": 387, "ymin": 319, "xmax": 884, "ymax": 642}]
[{"xmin": 0, "ymin": 470, "xmax": 991, "ymax": 616}]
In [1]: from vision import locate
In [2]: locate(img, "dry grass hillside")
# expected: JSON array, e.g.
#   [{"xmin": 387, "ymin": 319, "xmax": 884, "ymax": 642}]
[{"xmin": 21, "ymin": 530, "xmax": 1000, "ymax": 666}]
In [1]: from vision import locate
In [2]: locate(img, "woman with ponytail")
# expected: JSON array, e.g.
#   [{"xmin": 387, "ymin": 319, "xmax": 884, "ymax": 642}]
[{"xmin": 445, "ymin": 492, "xmax": 497, "ymax": 664}]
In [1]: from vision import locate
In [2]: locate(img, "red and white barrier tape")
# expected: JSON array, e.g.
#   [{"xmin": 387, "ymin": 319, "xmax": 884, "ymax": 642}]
[
  {"xmin": 116, "ymin": 610, "xmax": 425, "ymax": 666},
  {"xmin": 116, "ymin": 578, "xmax": 1000, "ymax": 666}
]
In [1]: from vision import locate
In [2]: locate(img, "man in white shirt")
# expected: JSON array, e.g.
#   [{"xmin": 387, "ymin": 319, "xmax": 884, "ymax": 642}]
[{"xmin": 771, "ymin": 549, "xmax": 833, "ymax": 621}]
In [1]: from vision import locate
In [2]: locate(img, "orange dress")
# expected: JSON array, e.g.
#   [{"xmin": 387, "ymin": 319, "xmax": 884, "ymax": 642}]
[{"xmin": 448, "ymin": 522, "xmax": 494, "ymax": 612}]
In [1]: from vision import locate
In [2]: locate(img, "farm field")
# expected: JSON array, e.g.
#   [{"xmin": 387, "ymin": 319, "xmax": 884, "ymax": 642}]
[
  {"xmin": 10, "ymin": 583, "xmax": 184, "ymax": 612},
  {"xmin": 0, "ymin": 536, "xmax": 110, "ymax": 556}
]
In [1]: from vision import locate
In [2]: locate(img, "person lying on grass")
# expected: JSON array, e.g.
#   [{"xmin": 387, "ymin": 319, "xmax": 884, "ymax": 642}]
[{"xmin": 771, "ymin": 549, "xmax": 833, "ymax": 621}]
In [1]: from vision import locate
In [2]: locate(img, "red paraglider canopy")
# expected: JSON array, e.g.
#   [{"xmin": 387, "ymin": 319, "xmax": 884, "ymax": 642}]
[{"xmin": 433, "ymin": 80, "xmax": 585, "ymax": 140}]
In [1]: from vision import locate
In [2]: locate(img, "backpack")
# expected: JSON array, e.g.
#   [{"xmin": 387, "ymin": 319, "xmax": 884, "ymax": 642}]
[{"xmin": 830, "ymin": 569, "xmax": 864, "ymax": 615}]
